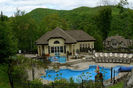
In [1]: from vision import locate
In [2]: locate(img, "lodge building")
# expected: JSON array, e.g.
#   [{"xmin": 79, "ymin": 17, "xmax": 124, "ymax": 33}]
[
  {"xmin": 104, "ymin": 35, "xmax": 133, "ymax": 50},
  {"xmin": 35, "ymin": 27, "xmax": 95, "ymax": 56}
]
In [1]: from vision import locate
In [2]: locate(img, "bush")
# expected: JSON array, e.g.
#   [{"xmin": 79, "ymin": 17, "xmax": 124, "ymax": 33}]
[{"xmin": 30, "ymin": 79, "xmax": 43, "ymax": 88}]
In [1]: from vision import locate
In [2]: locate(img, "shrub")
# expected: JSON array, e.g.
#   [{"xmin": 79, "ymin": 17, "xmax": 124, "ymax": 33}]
[{"xmin": 30, "ymin": 79, "xmax": 43, "ymax": 88}]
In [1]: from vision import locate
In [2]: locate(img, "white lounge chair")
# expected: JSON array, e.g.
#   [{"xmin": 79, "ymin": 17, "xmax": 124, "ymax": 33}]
[
  {"xmin": 124, "ymin": 54, "xmax": 127, "ymax": 58},
  {"xmin": 128, "ymin": 54, "xmax": 133, "ymax": 58},
  {"xmin": 94, "ymin": 53, "xmax": 98, "ymax": 57},
  {"xmin": 104, "ymin": 53, "xmax": 108, "ymax": 57},
  {"xmin": 119, "ymin": 53, "xmax": 123, "ymax": 58},
  {"xmin": 119, "ymin": 58, "xmax": 123, "ymax": 63},
  {"xmin": 114, "ymin": 53, "xmax": 118, "ymax": 57},
  {"xmin": 110, "ymin": 53, "xmax": 113, "ymax": 57},
  {"xmin": 99, "ymin": 53, "xmax": 103, "ymax": 57}
]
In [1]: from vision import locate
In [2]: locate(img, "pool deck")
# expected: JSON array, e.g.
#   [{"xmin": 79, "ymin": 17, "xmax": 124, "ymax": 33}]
[
  {"xmin": 22, "ymin": 54, "xmax": 133, "ymax": 84},
  {"xmin": 60, "ymin": 59, "xmax": 132, "ymax": 70},
  {"xmin": 39, "ymin": 61, "xmax": 133, "ymax": 84}
]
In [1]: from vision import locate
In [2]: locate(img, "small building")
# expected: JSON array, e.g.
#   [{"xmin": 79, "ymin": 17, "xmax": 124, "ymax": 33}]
[
  {"xmin": 35, "ymin": 27, "xmax": 95, "ymax": 57},
  {"xmin": 104, "ymin": 35, "xmax": 133, "ymax": 50}
]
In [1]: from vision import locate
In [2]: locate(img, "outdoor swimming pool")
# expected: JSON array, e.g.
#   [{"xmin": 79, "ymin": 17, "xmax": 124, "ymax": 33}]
[
  {"xmin": 48, "ymin": 56, "xmax": 67, "ymax": 63},
  {"xmin": 41, "ymin": 65, "xmax": 120, "ymax": 83}
]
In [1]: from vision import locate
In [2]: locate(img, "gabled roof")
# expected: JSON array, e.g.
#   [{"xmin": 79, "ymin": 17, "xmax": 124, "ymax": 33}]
[
  {"xmin": 105, "ymin": 36, "xmax": 126, "ymax": 42},
  {"xmin": 105, "ymin": 35, "xmax": 133, "ymax": 47},
  {"xmin": 36, "ymin": 27, "xmax": 76, "ymax": 44},
  {"xmin": 36, "ymin": 27, "xmax": 95, "ymax": 45}
]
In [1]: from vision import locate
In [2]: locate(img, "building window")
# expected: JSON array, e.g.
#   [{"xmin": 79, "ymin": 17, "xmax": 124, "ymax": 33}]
[
  {"xmin": 91, "ymin": 45, "xmax": 93, "ymax": 48},
  {"xmin": 55, "ymin": 47, "xmax": 57, "ymax": 52},
  {"xmin": 80, "ymin": 44, "xmax": 82, "ymax": 52},
  {"xmin": 54, "ymin": 41, "xmax": 60, "ymax": 44},
  {"xmin": 57, "ymin": 47, "xmax": 59, "ymax": 52},
  {"xmin": 60, "ymin": 46, "xmax": 63, "ymax": 53},
  {"xmin": 48, "ymin": 46, "xmax": 50, "ymax": 54},
  {"xmin": 51, "ymin": 47, "xmax": 54, "ymax": 53},
  {"xmin": 88, "ymin": 44, "xmax": 90, "ymax": 48},
  {"xmin": 86, "ymin": 44, "xmax": 87, "ymax": 48},
  {"xmin": 82, "ymin": 44, "xmax": 84, "ymax": 48},
  {"xmin": 80, "ymin": 44, "xmax": 82, "ymax": 47}
]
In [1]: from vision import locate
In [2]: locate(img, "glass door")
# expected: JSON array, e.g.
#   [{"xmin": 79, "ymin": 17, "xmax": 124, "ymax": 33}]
[{"xmin": 55, "ymin": 46, "xmax": 60, "ymax": 56}]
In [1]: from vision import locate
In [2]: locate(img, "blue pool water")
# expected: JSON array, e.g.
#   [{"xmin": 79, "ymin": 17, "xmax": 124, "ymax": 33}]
[
  {"xmin": 49, "ymin": 56, "xmax": 66, "ymax": 63},
  {"xmin": 41, "ymin": 65, "xmax": 120, "ymax": 83}
]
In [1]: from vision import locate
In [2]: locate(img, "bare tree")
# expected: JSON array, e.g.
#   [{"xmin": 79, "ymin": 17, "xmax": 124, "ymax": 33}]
[{"xmin": 97, "ymin": 0, "xmax": 111, "ymax": 6}]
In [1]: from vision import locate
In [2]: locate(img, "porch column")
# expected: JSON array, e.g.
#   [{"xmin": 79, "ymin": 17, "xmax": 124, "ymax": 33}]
[
  {"xmin": 40, "ymin": 45, "xmax": 42, "ymax": 56},
  {"xmin": 37, "ymin": 46, "xmax": 40, "ymax": 56},
  {"xmin": 73, "ymin": 45, "xmax": 75, "ymax": 55}
]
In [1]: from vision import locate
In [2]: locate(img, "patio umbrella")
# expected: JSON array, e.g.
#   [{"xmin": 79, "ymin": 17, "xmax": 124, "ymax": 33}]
[{"xmin": 96, "ymin": 65, "xmax": 100, "ymax": 73}]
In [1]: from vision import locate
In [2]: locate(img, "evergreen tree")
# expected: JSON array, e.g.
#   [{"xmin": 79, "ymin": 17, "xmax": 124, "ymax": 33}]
[
  {"xmin": 95, "ymin": 6, "xmax": 112, "ymax": 39},
  {"xmin": 11, "ymin": 10, "xmax": 38, "ymax": 52},
  {"xmin": 0, "ymin": 21, "xmax": 17, "ymax": 62},
  {"xmin": 117, "ymin": 0, "xmax": 129, "ymax": 14}
]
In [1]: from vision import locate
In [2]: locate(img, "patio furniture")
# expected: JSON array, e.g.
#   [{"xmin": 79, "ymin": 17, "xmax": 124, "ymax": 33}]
[
  {"xmin": 128, "ymin": 54, "xmax": 133, "ymax": 58},
  {"xmin": 97, "ymin": 58, "xmax": 99, "ymax": 63},
  {"xmin": 100, "ymin": 53, "xmax": 103, "ymax": 57},
  {"xmin": 116, "ymin": 58, "xmax": 120, "ymax": 63},
  {"xmin": 119, "ymin": 58, "xmax": 123, "ymax": 63},
  {"xmin": 109, "ymin": 58, "xmax": 112, "ymax": 63},
  {"xmin": 92, "ymin": 56, "xmax": 95, "ymax": 61},
  {"xmin": 114, "ymin": 53, "xmax": 118, "ymax": 57},
  {"xmin": 98, "ymin": 57, "xmax": 102, "ymax": 63},
  {"xmin": 112, "ymin": 53, "xmax": 114, "ymax": 57},
  {"xmin": 95, "ymin": 58, "xmax": 98, "ymax": 63},
  {"xmin": 94, "ymin": 53, "xmax": 98, "ymax": 57},
  {"xmin": 104, "ymin": 53, "xmax": 108, "ymax": 57},
  {"xmin": 119, "ymin": 53, "xmax": 123, "ymax": 58},
  {"xmin": 105, "ymin": 58, "xmax": 109, "ymax": 63},
  {"xmin": 123, "ymin": 54, "xmax": 127, "ymax": 58},
  {"xmin": 127, "ymin": 58, "xmax": 131, "ymax": 64},
  {"xmin": 123, "ymin": 59, "xmax": 127, "ymax": 64},
  {"xmin": 102, "ymin": 57, "xmax": 105, "ymax": 63},
  {"xmin": 110, "ymin": 53, "xmax": 113, "ymax": 57},
  {"xmin": 113, "ymin": 58, "xmax": 116, "ymax": 63}
]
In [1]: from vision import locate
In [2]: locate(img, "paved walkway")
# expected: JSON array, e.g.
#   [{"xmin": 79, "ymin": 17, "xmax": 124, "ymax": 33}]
[{"xmin": 61, "ymin": 61, "xmax": 132, "ymax": 70}]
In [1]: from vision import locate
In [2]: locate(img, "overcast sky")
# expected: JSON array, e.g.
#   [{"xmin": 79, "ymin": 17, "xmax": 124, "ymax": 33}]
[{"xmin": 0, "ymin": 0, "xmax": 133, "ymax": 17}]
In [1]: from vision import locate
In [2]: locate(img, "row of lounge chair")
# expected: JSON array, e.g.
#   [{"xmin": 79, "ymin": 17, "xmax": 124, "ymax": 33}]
[
  {"xmin": 94, "ymin": 57, "xmax": 131, "ymax": 64},
  {"xmin": 94, "ymin": 53, "xmax": 133, "ymax": 58}
]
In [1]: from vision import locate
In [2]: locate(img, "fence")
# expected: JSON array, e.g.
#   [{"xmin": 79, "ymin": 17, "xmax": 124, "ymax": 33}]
[{"xmin": 13, "ymin": 80, "xmax": 104, "ymax": 88}]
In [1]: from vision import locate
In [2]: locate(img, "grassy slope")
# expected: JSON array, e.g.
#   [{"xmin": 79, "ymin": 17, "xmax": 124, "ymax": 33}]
[
  {"xmin": 26, "ymin": 6, "xmax": 121, "ymax": 23},
  {"xmin": 0, "ymin": 64, "xmax": 10, "ymax": 88},
  {"xmin": 108, "ymin": 81, "xmax": 124, "ymax": 88}
]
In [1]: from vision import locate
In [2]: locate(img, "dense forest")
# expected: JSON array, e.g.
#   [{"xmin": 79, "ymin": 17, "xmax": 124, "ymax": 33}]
[{"xmin": 0, "ymin": 1, "xmax": 133, "ymax": 58}]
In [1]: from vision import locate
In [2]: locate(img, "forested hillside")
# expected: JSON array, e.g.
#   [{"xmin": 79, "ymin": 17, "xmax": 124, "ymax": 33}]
[{"xmin": 1, "ymin": 5, "xmax": 133, "ymax": 53}]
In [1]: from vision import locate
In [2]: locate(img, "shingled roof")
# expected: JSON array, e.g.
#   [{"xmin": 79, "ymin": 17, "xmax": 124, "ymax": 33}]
[
  {"xmin": 105, "ymin": 36, "xmax": 126, "ymax": 42},
  {"xmin": 65, "ymin": 30, "xmax": 95, "ymax": 42},
  {"xmin": 104, "ymin": 35, "xmax": 133, "ymax": 47},
  {"xmin": 36, "ymin": 27, "xmax": 95, "ymax": 45}
]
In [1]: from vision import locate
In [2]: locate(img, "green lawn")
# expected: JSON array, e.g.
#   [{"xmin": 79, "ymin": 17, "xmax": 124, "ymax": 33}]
[
  {"xmin": 108, "ymin": 81, "xmax": 124, "ymax": 88},
  {"xmin": 0, "ymin": 64, "xmax": 11, "ymax": 88}
]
